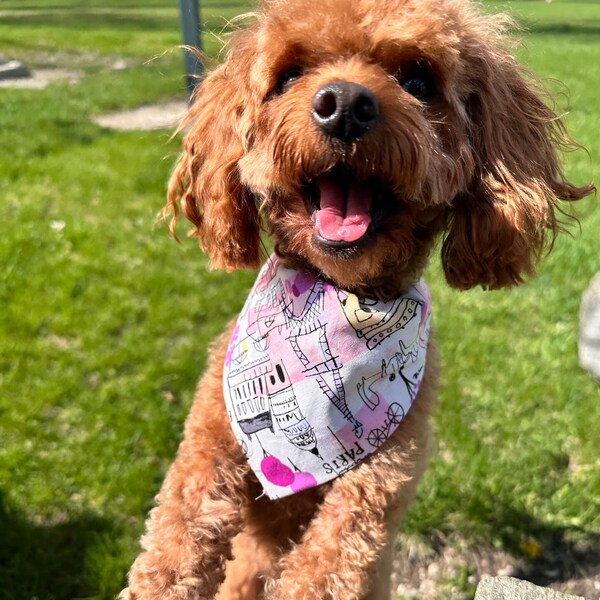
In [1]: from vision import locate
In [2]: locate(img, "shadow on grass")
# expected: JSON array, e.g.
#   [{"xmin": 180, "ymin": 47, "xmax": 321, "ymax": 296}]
[
  {"xmin": 437, "ymin": 498, "xmax": 600, "ymax": 588},
  {"xmin": 524, "ymin": 22, "xmax": 600, "ymax": 38},
  {"xmin": 0, "ymin": 11, "xmax": 243, "ymax": 35},
  {"xmin": 502, "ymin": 510, "xmax": 600, "ymax": 588},
  {"xmin": 0, "ymin": 12, "xmax": 179, "ymax": 31},
  {"xmin": 0, "ymin": 489, "xmax": 122, "ymax": 599}
]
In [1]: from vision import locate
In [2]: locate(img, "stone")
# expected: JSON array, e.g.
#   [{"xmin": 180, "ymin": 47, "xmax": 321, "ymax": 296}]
[
  {"xmin": 579, "ymin": 272, "xmax": 600, "ymax": 381},
  {"xmin": 0, "ymin": 57, "xmax": 31, "ymax": 80},
  {"xmin": 475, "ymin": 577, "xmax": 585, "ymax": 599}
]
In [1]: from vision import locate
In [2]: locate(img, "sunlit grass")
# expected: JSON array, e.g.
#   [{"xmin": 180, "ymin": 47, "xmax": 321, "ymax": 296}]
[{"xmin": 0, "ymin": 1, "xmax": 598, "ymax": 598}]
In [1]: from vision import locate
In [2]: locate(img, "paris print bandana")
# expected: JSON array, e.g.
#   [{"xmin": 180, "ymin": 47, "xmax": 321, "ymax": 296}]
[{"xmin": 223, "ymin": 256, "xmax": 432, "ymax": 500}]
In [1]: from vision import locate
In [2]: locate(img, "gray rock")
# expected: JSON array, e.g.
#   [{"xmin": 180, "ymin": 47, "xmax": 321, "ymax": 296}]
[
  {"xmin": 579, "ymin": 272, "xmax": 600, "ymax": 381},
  {"xmin": 475, "ymin": 577, "xmax": 585, "ymax": 599},
  {"xmin": 0, "ymin": 57, "xmax": 31, "ymax": 80}
]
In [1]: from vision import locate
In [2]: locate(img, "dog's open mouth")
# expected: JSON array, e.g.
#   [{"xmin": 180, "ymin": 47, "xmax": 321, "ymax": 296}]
[{"xmin": 303, "ymin": 166, "xmax": 390, "ymax": 254}]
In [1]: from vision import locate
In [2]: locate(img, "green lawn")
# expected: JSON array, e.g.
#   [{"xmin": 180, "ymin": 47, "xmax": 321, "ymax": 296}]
[{"xmin": 0, "ymin": 2, "xmax": 598, "ymax": 599}]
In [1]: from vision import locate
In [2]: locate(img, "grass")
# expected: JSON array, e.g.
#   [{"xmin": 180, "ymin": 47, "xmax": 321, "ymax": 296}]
[{"xmin": 0, "ymin": 1, "xmax": 598, "ymax": 599}]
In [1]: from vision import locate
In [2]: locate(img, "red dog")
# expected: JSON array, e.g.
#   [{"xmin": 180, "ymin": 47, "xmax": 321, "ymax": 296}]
[{"xmin": 121, "ymin": 0, "xmax": 593, "ymax": 598}]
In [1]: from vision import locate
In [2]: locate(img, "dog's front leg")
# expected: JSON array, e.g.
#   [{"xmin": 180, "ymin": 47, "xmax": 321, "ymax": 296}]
[
  {"xmin": 264, "ymin": 397, "xmax": 433, "ymax": 600},
  {"xmin": 121, "ymin": 337, "xmax": 251, "ymax": 600},
  {"xmin": 120, "ymin": 431, "xmax": 249, "ymax": 600},
  {"xmin": 121, "ymin": 454, "xmax": 248, "ymax": 600}
]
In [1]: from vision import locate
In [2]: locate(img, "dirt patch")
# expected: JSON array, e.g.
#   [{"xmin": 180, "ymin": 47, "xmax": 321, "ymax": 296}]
[
  {"xmin": 391, "ymin": 536, "xmax": 600, "ymax": 599},
  {"xmin": 93, "ymin": 100, "xmax": 188, "ymax": 131}
]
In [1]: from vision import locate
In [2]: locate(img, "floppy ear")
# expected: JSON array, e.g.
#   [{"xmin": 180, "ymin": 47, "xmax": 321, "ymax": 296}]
[
  {"xmin": 165, "ymin": 44, "xmax": 261, "ymax": 271},
  {"xmin": 442, "ymin": 48, "xmax": 594, "ymax": 290}
]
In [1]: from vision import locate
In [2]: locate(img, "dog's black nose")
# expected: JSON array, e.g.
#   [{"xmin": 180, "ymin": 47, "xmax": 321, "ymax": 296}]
[{"xmin": 311, "ymin": 81, "xmax": 379, "ymax": 142}]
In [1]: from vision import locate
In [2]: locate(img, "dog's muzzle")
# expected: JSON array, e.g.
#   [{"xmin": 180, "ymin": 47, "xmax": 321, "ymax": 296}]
[{"xmin": 311, "ymin": 81, "xmax": 379, "ymax": 142}]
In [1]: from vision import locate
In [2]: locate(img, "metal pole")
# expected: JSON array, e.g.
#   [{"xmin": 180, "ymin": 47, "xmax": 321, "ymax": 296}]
[{"xmin": 178, "ymin": 0, "xmax": 203, "ymax": 96}]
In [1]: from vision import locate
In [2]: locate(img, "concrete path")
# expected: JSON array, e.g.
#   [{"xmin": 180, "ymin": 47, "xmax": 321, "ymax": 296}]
[{"xmin": 93, "ymin": 100, "xmax": 187, "ymax": 131}]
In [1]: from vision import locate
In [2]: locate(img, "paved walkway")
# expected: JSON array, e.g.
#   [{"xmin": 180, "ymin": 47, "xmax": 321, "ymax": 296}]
[
  {"xmin": 93, "ymin": 100, "xmax": 187, "ymax": 131},
  {"xmin": 0, "ymin": 68, "xmax": 82, "ymax": 89}
]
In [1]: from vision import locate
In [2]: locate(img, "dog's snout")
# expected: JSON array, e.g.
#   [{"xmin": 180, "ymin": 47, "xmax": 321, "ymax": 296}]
[{"xmin": 311, "ymin": 82, "xmax": 379, "ymax": 142}]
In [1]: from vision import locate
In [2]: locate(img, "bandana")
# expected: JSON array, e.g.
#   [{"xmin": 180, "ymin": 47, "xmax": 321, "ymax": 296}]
[{"xmin": 223, "ymin": 255, "xmax": 431, "ymax": 499}]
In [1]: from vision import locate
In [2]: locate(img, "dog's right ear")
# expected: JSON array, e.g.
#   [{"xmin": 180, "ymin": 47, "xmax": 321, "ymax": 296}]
[{"xmin": 165, "ymin": 42, "xmax": 261, "ymax": 271}]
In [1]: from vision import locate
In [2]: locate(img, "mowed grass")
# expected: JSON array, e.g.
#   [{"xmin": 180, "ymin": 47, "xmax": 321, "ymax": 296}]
[{"xmin": 0, "ymin": 1, "xmax": 598, "ymax": 599}]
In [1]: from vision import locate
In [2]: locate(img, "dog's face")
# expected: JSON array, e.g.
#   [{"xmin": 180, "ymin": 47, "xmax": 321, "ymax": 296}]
[{"xmin": 167, "ymin": 0, "xmax": 592, "ymax": 292}]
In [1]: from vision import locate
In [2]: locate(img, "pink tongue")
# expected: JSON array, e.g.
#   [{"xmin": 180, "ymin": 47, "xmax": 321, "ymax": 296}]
[{"xmin": 314, "ymin": 175, "xmax": 372, "ymax": 243}]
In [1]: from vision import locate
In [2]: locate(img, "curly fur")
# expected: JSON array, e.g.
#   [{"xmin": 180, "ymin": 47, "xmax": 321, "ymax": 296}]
[{"xmin": 121, "ymin": 0, "xmax": 593, "ymax": 598}]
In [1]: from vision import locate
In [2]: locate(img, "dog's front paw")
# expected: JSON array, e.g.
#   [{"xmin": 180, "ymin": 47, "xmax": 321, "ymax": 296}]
[
  {"xmin": 265, "ymin": 578, "xmax": 334, "ymax": 600},
  {"xmin": 119, "ymin": 579, "xmax": 209, "ymax": 600},
  {"xmin": 122, "ymin": 551, "xmax": 212, "ymax": 600}
]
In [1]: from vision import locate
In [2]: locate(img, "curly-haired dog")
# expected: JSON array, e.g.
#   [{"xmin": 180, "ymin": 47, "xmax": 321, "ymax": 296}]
[{"xmin": 121, "ymin": 0, "xmax": 593, "ymax": 598}]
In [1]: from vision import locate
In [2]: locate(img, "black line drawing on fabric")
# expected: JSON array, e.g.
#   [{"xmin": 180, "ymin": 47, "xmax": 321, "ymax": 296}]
[
  {"xmin": 321, "ymin": 426, "xmax": 367, "ymax": 476},
  {"xmin": 227, "ymin": 358, "xmax": 275, "ymax": 437},
  {"xmin": 240, "ymin": 439, "xmax": 249, "ymax": 457},
  {"xmin": 284, "ymin": 280, "xmax": 364, "ymax": 438},
  {"xmin": 226, "ymin": 358, "xmax": 319, "ymax": 457},
  {"xmin": 366, "ymin": 403, "xmax": 404, "ymax": 449},
  {"xmin": 239, "ymin": 270, "xmax": 364, "ymax": 438},
  {"xmin": 337, "ymin": 290, "xmax": 420, "ymax": 350},
  {"xmin": 255, "ymin": 434, "xmax": 268, "ymax": 456},
  {"xmin": 268, "ymin": 362, "xmax": 320, "ymax": 456},
  {"xmin": 357, "ymin": 342, "xmax": 423, "ymax": 410},
  {"xmin": 245, "ymin": 280, "xmax": 288, "ymax": 352}
]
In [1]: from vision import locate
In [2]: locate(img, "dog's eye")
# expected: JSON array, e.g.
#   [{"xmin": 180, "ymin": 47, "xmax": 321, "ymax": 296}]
[
  {"xmin": 397, "ymin": 64, "xmax": 436, "ymax": 102},
  {"xmin": 275, "ymin": 66, "xmax": 304, "ymax": 95}
]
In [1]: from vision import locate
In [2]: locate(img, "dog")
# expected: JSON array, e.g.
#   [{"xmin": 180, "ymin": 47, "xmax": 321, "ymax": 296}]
[{"xmin": 120, "ymin": 0, "xmax": 593, "ymax": 598}]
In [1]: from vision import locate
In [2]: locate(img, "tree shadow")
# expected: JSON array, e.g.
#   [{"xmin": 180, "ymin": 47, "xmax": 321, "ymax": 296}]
[
  {"xmin": 429, "ymin": 497, "xmax": 600, "ymax": 589},
  {"xmin": 0, "ymin": 9, "xmax": 246, "ymax": 36},
  {"xmin": 523, "ymin": 21, "xmax": 600, "ymax": 38},
  {"xmin": 0, "ymin": 12, "xmax": 179, "ymax": 32},
  {"xmin": 0, "ymin": 489, "xmax": 123, "ymax": 600},
  {"xmin": 497, "ymin": 506, "xmax": 600, "ymax": 588}
]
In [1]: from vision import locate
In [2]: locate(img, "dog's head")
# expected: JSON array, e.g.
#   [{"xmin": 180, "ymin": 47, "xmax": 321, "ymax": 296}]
[{"xmin": 166, "ymin": 0, "xmax": 593, "ymax": 293}]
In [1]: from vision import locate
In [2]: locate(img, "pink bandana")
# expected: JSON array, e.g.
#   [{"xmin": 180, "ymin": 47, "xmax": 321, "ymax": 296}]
[{"xmin": 223, "ymin": 256, "xmax": 431, "ymax": 499}]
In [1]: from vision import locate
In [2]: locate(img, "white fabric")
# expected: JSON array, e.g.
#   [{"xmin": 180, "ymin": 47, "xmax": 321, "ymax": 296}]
[{"xmin": 223, "ymin": 255, "xmax": 432, "ymax": 499}]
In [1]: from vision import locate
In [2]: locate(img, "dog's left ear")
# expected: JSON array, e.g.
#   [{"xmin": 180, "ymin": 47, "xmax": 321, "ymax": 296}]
[
  {"xmin": 165, "ymin": 33, "xmax": 261, "ymax": 271},
  {"xmin": 442, "ymin": 48, "xmax": 594, "ymax": 290}
]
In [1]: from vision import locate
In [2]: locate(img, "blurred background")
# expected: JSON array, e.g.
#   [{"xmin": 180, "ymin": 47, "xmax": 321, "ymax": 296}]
[{"xmin": 0, "ymin": 1, "xmax": 598, "ymax": 598}]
